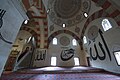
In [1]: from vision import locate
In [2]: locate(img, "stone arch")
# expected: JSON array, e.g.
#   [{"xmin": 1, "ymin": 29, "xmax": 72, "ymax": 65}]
[
  {"xmin": 21, "ymin": 0, "xmax": 48, "ymax": 48},
  {"xmin": 48, "ymin": 30, "xmax": 83, "ymax": 49},
  {"xmin": 20, "ymin": 27, "xmax": 39, "ymax": 47},
  {"xmin": 81, "ymin": 0, "xmax": 120, "ymax": 46},
  {"xmin": 91, "ymin": 0, "xmax": 120, "ymax": 25}
]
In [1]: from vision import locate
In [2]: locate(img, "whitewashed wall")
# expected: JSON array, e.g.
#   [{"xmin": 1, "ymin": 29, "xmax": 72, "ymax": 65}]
[
  {"xmin": 32, "ymin": 0, "xmax": 100, "ymax": 68},
  {"xmin": 33, "ymin": 34, "xmax": 87, "ymax": 67},
  {"xmin": 84, "ymin": 18, "xmax": 120, "ymax": 73},
  {"xmin": 0, "ymin": 0, "xmax": 28, "ymax": 76}
]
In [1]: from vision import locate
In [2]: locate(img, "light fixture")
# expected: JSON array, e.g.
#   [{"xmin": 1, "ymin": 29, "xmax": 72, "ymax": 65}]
[
  {"xmin": 84, "ymin": 12, "xmax": 88, "ymax": 18},
  {"xmin": 62, "ymin": 23, "xmax": 66, "ymax": 28},
  {"xmin": 24, "ymin": 20, "xmax": 28, "ymax": 24}
]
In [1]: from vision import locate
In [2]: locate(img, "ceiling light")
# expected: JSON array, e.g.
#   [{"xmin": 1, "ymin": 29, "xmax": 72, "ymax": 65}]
[
  {"xmin": 62, "ymin": 23, "xmax": 66, "ymax": 28},
  {"xmin": 24, "ymin": 20, "xmax": 28, "ymax": 24},
  {"xmin": 84, "ymin": 12, "xmax": 88, "ymax": 18}
]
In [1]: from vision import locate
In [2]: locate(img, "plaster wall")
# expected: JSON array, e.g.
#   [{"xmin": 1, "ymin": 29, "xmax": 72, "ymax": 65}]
[{"xmin": 0, "ymin": 0, "xmax": 28, "ymax": 76}]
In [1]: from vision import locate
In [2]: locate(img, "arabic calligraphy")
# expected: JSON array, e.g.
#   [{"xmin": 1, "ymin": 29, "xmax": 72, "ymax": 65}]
[
  {"xmin": 35, "ymin": 50, "xmax": 46, "ymax": 61},
  {"xmin": 0, "ymin": 9, "xmax": 12, "ymax": 44},
  {"xmin": 89, "ymin": 29, "xmax": 111, "ymax": 61},
  {"xmin": 90, "ymin": 43, "xmax": 106, "ymax": 60},
  {"xmin": 61, "ymin": 48, "xmax": 75, "ymax": 61}
]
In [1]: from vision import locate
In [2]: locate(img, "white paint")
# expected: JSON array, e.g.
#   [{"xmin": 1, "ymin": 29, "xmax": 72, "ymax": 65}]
[
  {"xmin": 84, "ymin": 18, "xmax": 120, "ymax": 73},
  {"xmin": 0, "ymin": 0, "xmax": 28, "ymax": 76}
]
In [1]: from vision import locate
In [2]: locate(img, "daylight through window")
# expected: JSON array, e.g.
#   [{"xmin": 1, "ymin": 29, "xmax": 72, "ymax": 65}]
[
  {"xmin": 83, "ymin": 36, "xmax": 87, "ymax": 44},
  {"xmin": 74, "ymin": 57, "xmax": 80, "ymax": 66},
  {"xmin": 114, "ymin": 51, "xmax": 120, "ymax": 65},
  {"xmin": 72, "ymin": 39, "xmax": 77, "ymax": 46},
  {"xmin": 51, "ymin": 57, "xmax": 57, "ymax": 66},
  {"xmin": 53, "ymin": 38, "xmax": 57, "ymax": 45},
  {"xmin": 102, "ymin": 19, "xmax": 112, "ymax": 31}
]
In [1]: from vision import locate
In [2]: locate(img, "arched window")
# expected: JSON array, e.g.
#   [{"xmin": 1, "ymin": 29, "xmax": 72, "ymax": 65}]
[
  {"xmin": 83, "ymin": 36, "xmax": 87, "ymax": 44},
  {"xmin": 53, "ymin": 38, "xmax": 57, "ymax": 45},
  {"xmin": 102, "ymin": 19, "xmax": 112, "ymax": 31},
  {"xmin": 72, "ymin": 39, "xmax": 77, "ymax": 46}
]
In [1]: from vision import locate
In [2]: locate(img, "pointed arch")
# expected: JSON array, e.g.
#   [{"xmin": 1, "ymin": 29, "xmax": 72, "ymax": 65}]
[
  {"xmin": 20, "ymin": 27, "xmax": 39, "ymax": 48},
  {"xmin": 48, "ymin": 30, "xmax": 83, "ymax": 49},
  {"xmin": 81, "ymin": 0, "xmax": 120, "ymax": 48},
  {"xmin": 21, "ymin": 0, "xmax": 48, "ymax": 48}
]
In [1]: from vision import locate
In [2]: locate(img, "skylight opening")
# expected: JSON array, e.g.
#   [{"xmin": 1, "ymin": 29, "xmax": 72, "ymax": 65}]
[{"xmin": 62, "ymin": 23, "xmax": 66, "ymax": 28}]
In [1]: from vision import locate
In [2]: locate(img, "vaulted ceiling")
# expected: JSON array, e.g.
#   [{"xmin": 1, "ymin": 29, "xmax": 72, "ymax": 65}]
[{"xmin": 14, "ymin": 0, "xmax": 120, "ymax": 49}]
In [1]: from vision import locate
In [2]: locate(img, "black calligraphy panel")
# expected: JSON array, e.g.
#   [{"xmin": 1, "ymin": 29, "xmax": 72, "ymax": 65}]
[
  {"xmin": 61, "ymin": 48, "xmax": 75, "ymax": 61},
  {"xmin": 35, "ymin": 50, "xmax": 46, "ymax": 61},
  {"xmin": 0, "ymin": 9, "xmax": 12, "ymax": 44},
  {"xmin": 89, "ymin": 29, "xmax": 111, "ymax": 61}
]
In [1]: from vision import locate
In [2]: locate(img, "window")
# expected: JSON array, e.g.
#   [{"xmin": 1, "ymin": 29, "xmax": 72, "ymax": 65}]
[
  {"xmin": 74, "ymin": 57, "xmax": 80, "ymax": 66},
  {"xmin": 114, "ymin": 51, "xmax": 120, "ymax": 65},
  {"xmin": 51, "ymin": 57, "xmax": 57, "ymax": 66},
  {"xmin": 27, "ymin": 36, "xmax": 32, "ymax": 43},
  {"xmin": 62, "ymin": 23, "xmax": 66, "ymax": 28},
  {"xmin": 47, "ymin": 9, "xmax": 50, "ymax": 14},
  {"xmin": 24, "ymin": 20, "xmax": 28, "ymax": 24},
  {"xmin": 84, "ymin": 12, "xmax": 88, "ymax": 18},
  {"xmin": 53, "ymin": 38, "xmax": 57, "ymax": 45},
  {"xmin": 83, "ymin": 36, "xmax": 87, "ymax": 44},
  {"xmin": 32, "ymin": 37, "xmax": 36, "ymax": 46},
  {"xmin": 72, "ymin": 39, "xmax": 77, "ymax": 46},
  {"xmin": 102, "ymin": 19, "xmax": 112, "ymax": 31}
]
